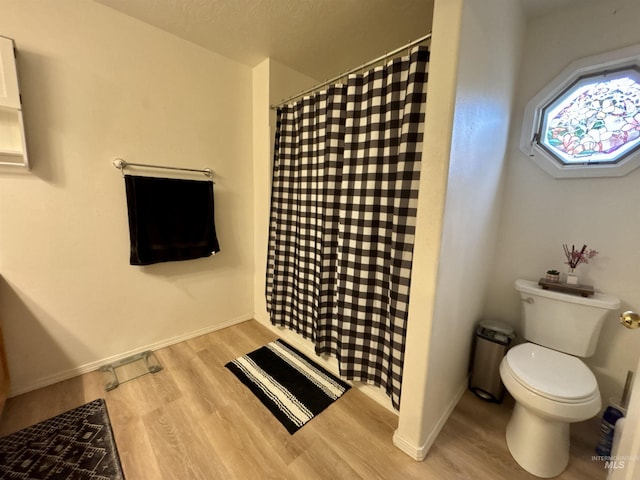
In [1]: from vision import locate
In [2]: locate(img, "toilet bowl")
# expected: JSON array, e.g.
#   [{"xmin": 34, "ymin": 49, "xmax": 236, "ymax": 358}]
[{"xmin": 500, "ymin": 343, "xmax": 601, "ymax": 478}]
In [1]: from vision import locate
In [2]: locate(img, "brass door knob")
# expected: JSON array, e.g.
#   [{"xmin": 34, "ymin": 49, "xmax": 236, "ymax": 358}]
[{"xmin": 620, "ymin": 311, "xmax": 640, "ymax": 329}]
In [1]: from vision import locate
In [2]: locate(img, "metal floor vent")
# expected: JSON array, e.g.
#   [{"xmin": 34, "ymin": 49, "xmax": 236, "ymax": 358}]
[{"xmin": 100, "ymin": 351, "xmax": 162, "ymax": 391}]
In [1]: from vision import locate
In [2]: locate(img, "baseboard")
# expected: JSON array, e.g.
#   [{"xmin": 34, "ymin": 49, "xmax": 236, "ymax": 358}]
[
  {"xmin": 253, "ymin": 310, "xmax": 269, "ymax": 324},
  {"xmin": 392, "ymin": 377, "xmax": 469, "ymax": 460},
  {"xmin": 9, "ymin": 313, "xmax": 253, "ymax": 397},
  {"xmin": 254, "ymin": 315, "xmax": 398, "ymax": 414},
  {"xmin": 393, "ymin": 431, "xmax": 427, "ymax": 461}
]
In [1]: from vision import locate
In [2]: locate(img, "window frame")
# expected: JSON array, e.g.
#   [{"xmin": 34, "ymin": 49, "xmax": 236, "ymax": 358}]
[{"xmin": 520, "ymin": 44, "xmax": 640, "ymax": 178}]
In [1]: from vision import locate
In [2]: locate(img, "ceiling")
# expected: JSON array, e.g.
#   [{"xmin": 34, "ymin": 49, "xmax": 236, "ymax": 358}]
[
  {"xmin": 93, "ymin": 0, "xmax": 434, "ymax": 81},
  {"xmin": 93, "ymin": 0, "xmax": 588, "ymax": 82}
]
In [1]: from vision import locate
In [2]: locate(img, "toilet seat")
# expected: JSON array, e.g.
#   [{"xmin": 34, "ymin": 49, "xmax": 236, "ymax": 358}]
[{"xmin": 504, "ymin": 343, "xmax": 598, "ymax": 403}]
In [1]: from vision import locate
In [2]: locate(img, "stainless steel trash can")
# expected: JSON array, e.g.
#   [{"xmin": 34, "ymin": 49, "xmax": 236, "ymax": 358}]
[{"xmin": 469, "ymin": 320, "xmax": 515, "ymax": 402}]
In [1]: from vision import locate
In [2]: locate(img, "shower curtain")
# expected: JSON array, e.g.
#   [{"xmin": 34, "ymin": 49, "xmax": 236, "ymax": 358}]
[{"xmin": 266, "ymin": 46, "xmax": 429, "ymax": 409}]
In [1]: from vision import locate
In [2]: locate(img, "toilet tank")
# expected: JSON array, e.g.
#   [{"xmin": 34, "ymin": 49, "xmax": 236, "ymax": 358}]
[{"xmin": 515, "ymin": 279, "xmax": 620, "ymax": 357}]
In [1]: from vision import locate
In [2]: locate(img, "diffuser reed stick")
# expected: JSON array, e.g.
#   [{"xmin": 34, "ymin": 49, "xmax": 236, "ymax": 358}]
[{"xmin": 563, "ymin": 243, "xmax": 598, "ymax": 270}]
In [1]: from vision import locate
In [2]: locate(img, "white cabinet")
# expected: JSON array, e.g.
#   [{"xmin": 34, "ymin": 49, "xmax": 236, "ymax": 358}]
[
  {"xmin": 0, "ymin": 36, "xmax": 20, "ymax": 109},
  {"xmin": 0, "ymin": 320, "xmax": 9, "ymax": 416},
  {"xmin": 0, "ymin": 35, "xmax": 28, "ymax": 169}
]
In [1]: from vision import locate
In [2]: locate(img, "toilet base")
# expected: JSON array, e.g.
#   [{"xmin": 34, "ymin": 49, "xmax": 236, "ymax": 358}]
[{"xmin": 506, "ymin": 402, "xmax": 570, "ymax": 478}]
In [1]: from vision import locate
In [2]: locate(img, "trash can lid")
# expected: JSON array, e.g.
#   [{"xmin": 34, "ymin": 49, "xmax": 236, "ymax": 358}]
[{"xmin": 479, "ymin": 320, "xmax": 514, "ymax": 336}]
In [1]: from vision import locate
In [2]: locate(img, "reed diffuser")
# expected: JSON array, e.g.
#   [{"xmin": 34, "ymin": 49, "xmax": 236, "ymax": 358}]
[{"xmin": 563, "ymin": 244, "xmax": 598, "ymax": 284}]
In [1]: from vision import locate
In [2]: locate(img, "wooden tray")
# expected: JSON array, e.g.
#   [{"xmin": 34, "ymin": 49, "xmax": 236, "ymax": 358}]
[{"xmin": 538, "ymin": 278, "xmax": 594, "ymax": 297}]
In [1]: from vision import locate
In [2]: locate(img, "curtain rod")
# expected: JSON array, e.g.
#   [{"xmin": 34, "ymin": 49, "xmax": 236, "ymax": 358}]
[
  {"xmin": 270, "ymin": 32, "xmax": 432, "ymax": 110},
  {"xmin": 113, "ymin": 158, "xmax": 214, "ymax": 181}
]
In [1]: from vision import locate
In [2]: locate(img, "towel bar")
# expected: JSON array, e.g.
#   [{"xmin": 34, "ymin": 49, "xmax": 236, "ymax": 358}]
[{"xmin": 113, "ymin": 158, "xmax": 214, "ymax": 181}]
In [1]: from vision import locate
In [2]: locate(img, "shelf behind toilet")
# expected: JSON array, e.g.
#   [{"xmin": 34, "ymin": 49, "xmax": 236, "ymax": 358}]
[{"xmin": 538, "ymin": 278, "xmax": 594, "ymax": 297}]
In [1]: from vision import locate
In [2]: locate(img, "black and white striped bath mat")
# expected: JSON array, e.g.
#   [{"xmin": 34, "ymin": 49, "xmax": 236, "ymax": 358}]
[{"xmin": 225, "ymin": 339, "xmax": 351, "ymax": 434}]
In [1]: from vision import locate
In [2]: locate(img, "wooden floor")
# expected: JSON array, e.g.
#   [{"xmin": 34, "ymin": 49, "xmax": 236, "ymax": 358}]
[{"xmin": 0, "ymin": 320, "xmax": 606, "ymax": 479}]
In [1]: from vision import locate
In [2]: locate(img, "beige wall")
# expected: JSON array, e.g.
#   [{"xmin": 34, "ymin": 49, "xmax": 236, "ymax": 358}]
[
  {"xmin": 484, "ymin": 0, "xmax": 640, "ymax": 405},
  {"xmin": 395, "ymin": 0, "xmax": 524, "ymax": 459},
  {"xmin": 0, "ymin": 0, "xmax": 254, "ymax": 394}
]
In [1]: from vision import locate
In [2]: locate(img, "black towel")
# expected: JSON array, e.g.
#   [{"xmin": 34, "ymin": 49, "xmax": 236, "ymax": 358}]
[{"xmin": 124, "ymin": 175, "xmax": 220, "ymax": 265}]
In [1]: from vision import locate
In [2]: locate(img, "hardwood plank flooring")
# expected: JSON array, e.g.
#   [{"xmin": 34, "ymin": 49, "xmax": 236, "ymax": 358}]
[{"xmin": 0, "ymin": 320, "xmax": 606, "ymax": 479}]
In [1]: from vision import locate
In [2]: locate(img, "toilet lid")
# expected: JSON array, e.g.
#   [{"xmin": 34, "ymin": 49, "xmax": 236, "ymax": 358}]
[{"xmin": 505, "ymin": 343, "xmax": 598, "ymax": 402}]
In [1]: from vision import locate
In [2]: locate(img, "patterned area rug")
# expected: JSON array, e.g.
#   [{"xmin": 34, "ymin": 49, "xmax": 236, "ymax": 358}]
[
  {"xmin": 0, "ymin": 398, "xmax": 125, "ymax": 479},
  {"xmin": 225, "ymin": 339, "xmax": 351, "ymax": 434}
]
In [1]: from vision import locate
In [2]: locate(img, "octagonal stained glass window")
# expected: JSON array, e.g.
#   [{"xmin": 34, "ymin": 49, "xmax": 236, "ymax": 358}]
[{"xmin": 539, "ymin": 68, "xmax": 640, "ymax": 165}]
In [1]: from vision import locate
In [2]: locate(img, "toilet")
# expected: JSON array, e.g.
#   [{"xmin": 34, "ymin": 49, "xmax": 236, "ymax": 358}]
[{"xmin": 499, "ymin": 279, "xmax": 620, "ymax": 478}]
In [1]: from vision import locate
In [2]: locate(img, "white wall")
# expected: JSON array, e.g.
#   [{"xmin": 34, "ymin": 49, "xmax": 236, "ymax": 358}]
[
  {"xmin": 395, "ymin": 0, "xmax": 524, "ymax": 459},
  {"xmin": 0, "ymin": 0, "xmax": 254, "ymax": 395},
  {"xmin": 484, "ymin": 0, "xmax": 640, "ymax": 405}
]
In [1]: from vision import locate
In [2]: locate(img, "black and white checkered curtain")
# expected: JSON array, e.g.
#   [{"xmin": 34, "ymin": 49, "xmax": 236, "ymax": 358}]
[{"xmin": 266, "ymin": 46, "xmax": 429, "ymax": 409}]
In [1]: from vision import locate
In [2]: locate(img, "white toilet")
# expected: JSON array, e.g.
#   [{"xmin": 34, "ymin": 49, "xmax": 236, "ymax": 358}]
[{"xmin": 499, "ymin": 279, "xmax": 620, "ymax": 478}]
